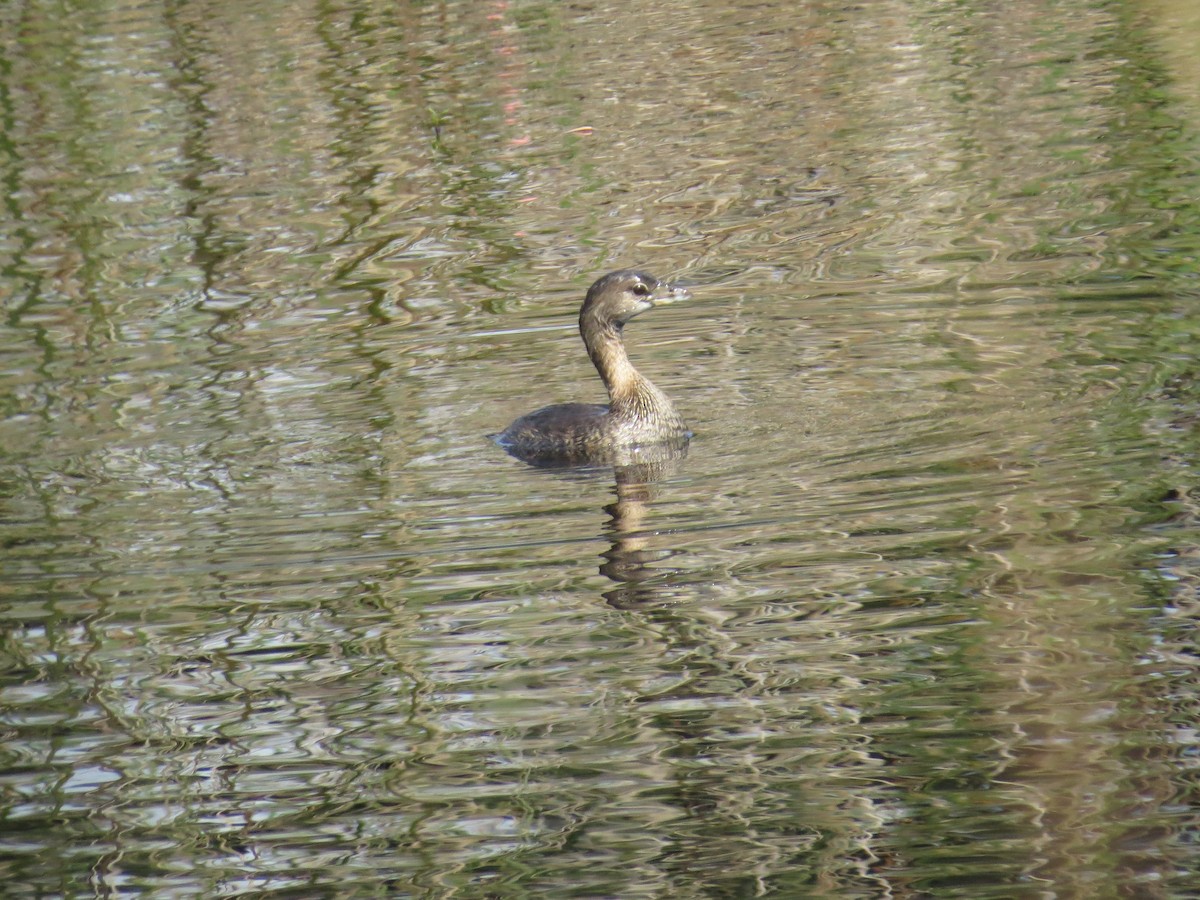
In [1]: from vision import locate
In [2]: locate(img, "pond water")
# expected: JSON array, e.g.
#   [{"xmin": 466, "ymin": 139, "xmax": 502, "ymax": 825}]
[{"xmin": 2, "ymin": 0, "xmax": 1199, "ymax": 896}]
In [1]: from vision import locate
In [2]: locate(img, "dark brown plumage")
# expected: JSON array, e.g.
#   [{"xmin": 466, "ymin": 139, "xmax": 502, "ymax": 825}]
[{"xmin": 494, "ymin": 270, "xmax": 690, "ymax": 464}]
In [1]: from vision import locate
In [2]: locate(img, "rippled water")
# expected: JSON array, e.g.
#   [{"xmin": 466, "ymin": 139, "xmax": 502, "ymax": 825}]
[{"xmin": 2, "ymin": 0, "xmax": 1199, "ymax": 896}]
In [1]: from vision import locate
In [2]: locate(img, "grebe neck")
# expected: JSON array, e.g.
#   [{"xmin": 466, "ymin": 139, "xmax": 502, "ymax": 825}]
[{"xmin": 583, "ymin": 320, "xmax": 678, "ymax": 422}]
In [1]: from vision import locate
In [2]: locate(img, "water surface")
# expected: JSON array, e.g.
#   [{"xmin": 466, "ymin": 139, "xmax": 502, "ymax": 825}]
[{"xmin": 1, "ymin": 0, "xmax": 1198, "ymax": 896}]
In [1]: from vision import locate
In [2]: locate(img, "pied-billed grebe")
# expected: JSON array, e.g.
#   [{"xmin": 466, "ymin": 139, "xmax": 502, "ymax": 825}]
[{"xmin": 494, "ymin": 269, "xmax": 690, "ymax": 463}]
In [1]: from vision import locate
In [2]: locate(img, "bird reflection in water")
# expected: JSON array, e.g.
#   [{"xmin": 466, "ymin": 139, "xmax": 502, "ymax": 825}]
[
  {"xmin": 499, "ymin": 441, "xmax": 690, "ymax": 609},
  {"xmin": 598, "ymin": 446, "xmax": 689, "ymax": 609}
]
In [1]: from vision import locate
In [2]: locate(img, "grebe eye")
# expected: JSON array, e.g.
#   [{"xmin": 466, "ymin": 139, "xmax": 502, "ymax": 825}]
[{"xmin": 631, "ymin": 283, "xmax": 651, "ymax": 296}]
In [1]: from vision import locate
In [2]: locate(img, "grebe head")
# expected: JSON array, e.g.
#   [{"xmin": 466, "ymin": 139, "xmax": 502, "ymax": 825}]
[{"xmin": 581, "ymin": 270, "xmax": 690, "ymax": 328}]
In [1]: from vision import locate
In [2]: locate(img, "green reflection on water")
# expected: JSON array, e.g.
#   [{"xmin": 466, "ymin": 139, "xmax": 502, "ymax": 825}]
[{"xmin": 0, "ymin": 0, "xmax": 1198, "ymax": 897}]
